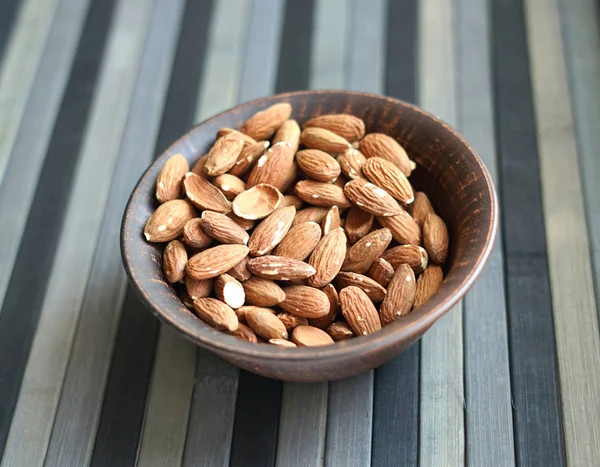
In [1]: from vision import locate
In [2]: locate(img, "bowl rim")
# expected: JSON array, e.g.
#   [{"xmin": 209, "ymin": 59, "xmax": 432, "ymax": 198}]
[{"xmin": 121, "ymin": 89, "xmax": 499, "ymax": 361}]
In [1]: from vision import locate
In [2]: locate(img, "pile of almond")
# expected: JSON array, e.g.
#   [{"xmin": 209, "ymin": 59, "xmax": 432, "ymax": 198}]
[{"xmin": 144, "ymin": 103, "xmax": 449, "ymax": 347}]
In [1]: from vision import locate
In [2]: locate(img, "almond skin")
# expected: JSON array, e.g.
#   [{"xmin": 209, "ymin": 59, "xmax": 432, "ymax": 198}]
[
  {"xmin": 344, "ymin": 207, "xmax": 374, "ymax": 244},
  {"xmin": 216, "ymin": 128, "xmax": 257, "ymax": 146},
  {"xmin": 183, "ymin": 218, "xmax": 213, "ymax": 249},
  {"xmin": 280, "ymin": 286, "xmax": 330, "ymax": 318},
  {"xmin": 214, "ymin": 274, "xmax": 245, "ymax": 309},
  {"xmin": 296, "ymin": 149, "xmax": 341, "ymax": 182},
  {"xmin": 277, "ymin": 312, "xmax": 309, "ymax": 331},
  {"xmin": 163, "ymin": 240, "xmax": 187, "ymax": 283},
  {"xmin": 186, "ymin": 244, "xmax": 249, "ymax": 280},
  {"xmin": 235, "ymin": 305, "xmax": 275, "ymax": 323},
  {"xmin": 321, "ymin": 206, "xmax": 341, "ymax": 236},
  {"xmin": 247, "ymin": 256, "xmax": 316, "ymax": 281},
  {"xmin": 337, "ymin": 148, "xmax": 367, "ymax": 180},
  {"xmin": 245, "ymin": 306, "xmax": 288, "ymax": 340},
  {"xmin": 272, "ymin": 119, "xmax": 301, "ymax": 153},
  {"xmin": 144, "ymin": 199, "xmax": 195, "ymax": 242},
  {"xmin": 308, "ymin": 228, "xmax": 347, "ymax": 287},
  {"xmin": 227, "ymin": 212, "xmax": 256, "ymax": 231},
  {"xmin": 413, "ymin": 265, "xmax": 444, "ymax": 308},
  {"xmin": 292, "ymin": 207, "xmax": 330, "ymax": 226},
  {"xmin": 295, "ymin": 180, "xmax": 352, "ymax": 208},
  {"xmin": 279, "ymin": 195, "xmax": 303, "ymax": 210},
  {"xmin": 248, "ymin": 206, "xmax": 295, "ymax": 256},
  {"xmin": 339, "ymin": 286, "xmax": 382, "ymax": 336},
  {"xmin": 200, "ymin": 211, "xmax": 249, "ymax": 245},
  {"xmin": 228, "ymin": 141, "xmax": 270, "ymax": 177},
  {"xmin": 232, "ymin": 183, "xmax": 283, "ymax": 220},
  {"xmin": 269, "ymin": 338, "xmax": 297, "ymax": 347},
  {"xmin": 359, "ymin": 133, "xmax": 412, "ymax": 176},
  {"xmin": 344, "ymin": 179, "xmax": 402, "ymax": 217},
  {"xmin": 326, "ymin": 321, "xmax": 354, "ymax": 341},
  {"xmin": 302, "ymin": 114, "xmax": 365, "ymax": 142},
  {"xmin": 185, "ymin": 276, "xmax": 212, "ymax": 300},
  {"xmin": 301, "ymin": 127, "xmax": 351, "ymax": 152},
  {"xmin": 362, "ymin": 157, "xmax": 415, "ymax": 204},
  {"xmin": 246, "ymin": 142, "xmax": 295, "ymax": 189},
  {"xmin": 381, "ymin": 245, "xmax": 428, "ymax": 273},
  {"xmin": 367, "ymin": 258, "xmax": 395, "ymax": 288},
  {"xmin": 230, "ymin": 323, "xmax": 258, "ymax": 343},
  {"xmin": 377, "ymin": 211, "xmax": 421, "ymax": 245},
  {"xmin": 309, "ymin": 283, "xmax": 339, "ymax": 329},
  {"xmin": 183, "ymin": 172, "xmax": 231, "ymax": 213},
  {"xmin": 334, "ymin": 272, "xmax": 387, "ymax": 303},
  {"xmin": 213, "ymin": 173, "xmax": 246, "ymax": 201},
  {"xmin": 156, "ymin": 153, "xmax": 189, "ymax": 203},
  {"xmin": 272, "ymin": 221, "xmax": 322, "ymax": 260},
  {"xmin": 279, "ymin": 161, "xmax": 299, "ymax": 194},
  {"xmin": 423, "ymin": 213, "xmax": 449, "ymax": 264},
  {"xmin": 342, "ymin": 228, "xmax": 392, "ymax": 274},
  {"xmin": 204, "ymin": 136, "xmax": 245, "ymax": 176},
  {"xmin": 292, "ymin": 325, "xmax": 334, "ymax": 347},
  {"xmin": 193, "ymin": 298, "xmax": 238, "ymax": 332},
  {"xmin": 380, "ymin": 264, "xmax": 416, "ymax": 324},
  {"xmin": 409, "ymin": 191, "xmax": 434, "ymax": 228},
  {"xmin": 242, "ymin": 276, "xmax": 286, "ymax": 306},
  {"xmin": 228, "ymin": 256, "xmax": 252, "ymax": 282},
  {"xmin": 240, "ymin": 102, "xmax": 292, "ymax": 140}
]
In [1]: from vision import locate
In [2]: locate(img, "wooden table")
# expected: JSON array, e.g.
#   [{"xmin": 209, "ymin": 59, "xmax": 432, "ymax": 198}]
[{"xmin": 0, "ymin": 0, "xmax": 599, "ymax": 465}]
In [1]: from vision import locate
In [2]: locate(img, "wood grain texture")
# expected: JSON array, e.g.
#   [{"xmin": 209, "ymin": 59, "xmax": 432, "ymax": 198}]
[
  {"xmin": 456, "ymin": 0, "xmax": 515, "ymax": 465},
  {"xmin": 418, "ymin": 0, "xmax": 464, "ymax": 465},
  {"xmin": 525, "ymin": 0, "xmax": 600, "ymax": 463}
]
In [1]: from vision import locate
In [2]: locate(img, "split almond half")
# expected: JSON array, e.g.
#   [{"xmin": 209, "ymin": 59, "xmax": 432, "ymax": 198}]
[{"xmin": 232, "ymin": 183, "xmax": 283, "ymax": 220}]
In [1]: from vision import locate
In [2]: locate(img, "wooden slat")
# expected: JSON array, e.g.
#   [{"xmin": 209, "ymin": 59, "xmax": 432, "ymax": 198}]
[
  {"xmin": 417, "ymin": 0, "xmax": 464, "ymax": 465},
  {"xmin": 524, "ymin": 0, "xmax": 600, "ymax": 463},
  {"xmin": 456, "ymin": 0, "xmax": 515, "ymax": 465}
]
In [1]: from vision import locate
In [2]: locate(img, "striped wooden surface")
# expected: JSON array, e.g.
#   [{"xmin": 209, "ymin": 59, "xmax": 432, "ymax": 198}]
[{"xmin": 0, "ymin": 0, "xmax": 599, "ymax": 465}]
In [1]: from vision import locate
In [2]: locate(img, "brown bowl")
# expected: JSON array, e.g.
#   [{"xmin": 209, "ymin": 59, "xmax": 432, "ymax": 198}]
[{"xmin": 120, "ymin": 90, "xmax": 498, "ymax": 382}]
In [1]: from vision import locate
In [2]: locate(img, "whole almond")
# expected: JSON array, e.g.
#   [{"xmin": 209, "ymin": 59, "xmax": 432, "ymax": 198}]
[
  {"xmin": 362, "ymin": 157, "xmax": 415, "ymax": 204},
  {"xmin": 216, "ymin": 128, "xmax": 257, "ymax": 146},
  {"xmin": 326, "ymin": 321, "xmax": 354, "ymax": 341},
  {"xmin": 280, "ymin": 195, "xmax": 303, "ymax": 210},
  {"xmin": 280, "ymin": 286, "xmax": 330, "ymax": 318},
  {"xmin": 193, "ymin": 297, "xmax": 238, "ymax": 332},
  {"xmin": 163, "ymin": 240, "xmax": 187, "ymax": 283},
  {"xmin": 344, "ymin": 207, "xmax": 374, "ymax": 244},
  {"xmin": 213, "ymin": 173, "xmax": 246, "ymax": 201},
  {"xmin": 381, "ymin": 245, "xmax": 428, "ymax": 273},
  {"xmin": 413, "ymin": 265, "xmax": 444, "ymax": 308},
  {"xmin": 214, "ymin": 274, "xmax": 245, "ymax": 309},
  {"xmin": 183, "ymin": 172, "xmax": 231, "ymax": 213},
  {"xmin": 241, "ymin": 102, "xmax": 292, "ymax": 140},
  {"xmin": 301, "ymin": 127, "xmax": 351, "ymax": 152},
  {"xmin": 367, "ymin": 258, "xmax": 395, "ymax": 288},
  {"xmin": 183, "ymin": 218, "xmax": 213, "ymax": 249},
  {"xmin": 380, "ymin": 264, "xmax": 416, "ymax": 324},
  {"xmin": 360, "ymin": 133, "xmax": 412, "ymax": 176},
  {"xmin": 191, "ymin": 154, "xmax": 209, "ymax": 178},
  {"xmin": 295, "ymin": 180, "xmax": 351, "ymax": 208},
  {"xmin": 248, "ymin": 206, "xmax": 296, "ymax": 256},
  {"xmin": 342, "ymin": 228, "xmax": 392, "ymax": 274},
  {"xmin": 339, "ymin": 286, "xmax": 382, "ymax": 336},
  {"xmin": 247, "ymin": 256, "xmax": 316, "ymax": 281},
  {"xmin": 245, "ymin": 306, "xmax": 288, "ymax": 340},
  {"xmin": 144, "ymin": 199, "xmax": 195, "ymax": 242},
  {"xmin": 344, "ymin": 179, "xmax": 402, "ymax": 217},
  {"xmin": 233, "ymin": 183, "xmax": 283, "ymax": 220},
  {"xmin": 185, "ymin": 276, "xmax": 212, "ymax": 300},
  {"xmin": 186, "ymin": 244, "xmax": 249, "ymax": 280},
  {"xmin": 337, "ymin": 148, "xmax": 367, "ymax": 180},
  {"xmin": 269, "ymin": 338, "xmax": 297, "ymax": 348},
  {"xmin": 277, "ymin": 312, "xmax": 309, "ymax": 331},
  {"xmin": 309, "ymin": 283, "xmax": 339, "ymax": 330},
  {"xmin": 321, "ymin": 206, "xmax": 341, "ymax": 235},
  {"xmin": 280, "ymin": 161, "xmax": 299, "ymax": 194},
  {"xmin": 228, "ymin": 256, "xmax": 252, "ymax": 281},
  {"xmin": 377, "ymin": 211, "xmax": 421, "ymax": 245},
  {"xmin": 230, "ymin": 322, "xmax": 258, "ymax": 343},
  {"xmin": 292, "ymin": 325, "xmax": 334, "ymax": 347},
  {"xmin": 409, "ymin": 191, "xmax": 434, "ymax": 228},
  {"xmin": 242, "ymin": 276, "xmax": 286, "ymax": 306},
  {"xmin": 227, "ymin": 212, "xmax": 256, "ymax": 231},
  {"xmin": 272, "ymin": 119, "xmax": 301, "ymax": 153},
  {"xmin": 247, "ymin": 142, "xmax": 296, "ymax": 189},
  {"xmin": 423, "ymin": 213, "xmax": 449, "ymax": 264},
  {"xmin": 200, "ymin": 211, "xmax": 249, "ymax": 245},
  {"xmin": 308, "ymin": 228, "xmax": 347, "ymax": 287},
  {"xmin": 302, "ymin": 114, "xmax": 365, "ymax": 142},
  {"xmin": 156, "ymin": 153, "xmax": 189, "ymax": 203},
  {"xmin": 272, "ymin": 221, "xmax": 322, "ymax": 260},
  {"xmin": 332, "ymin": 174, "xmax": 349, "ymax": 189},
  {"xmin": 334, "ymin": 272, "xmax": 387, "ymax": 303},
  {"xmin": 228, "ymin": 141, "xmax": 270, "ymax": 177},
  {"xmin": 204, "ymin": 137, "xmax": 245, "ymax": 176},
  {"xmin": 296, "ymin": 149, "xmax": 341, "ymax": 182},
  {"xmin": 292, "ymin": 207, "xmax": 330, "ymax": 226},
  {"xmin": 235, "ymin": 305, "xmax": 276, "ymax": 323}
]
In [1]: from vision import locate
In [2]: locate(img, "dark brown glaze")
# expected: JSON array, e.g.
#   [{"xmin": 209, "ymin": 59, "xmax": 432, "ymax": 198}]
[{"xmin": 120, "ymin": 90, "xmax": 498, "ymax": 382}]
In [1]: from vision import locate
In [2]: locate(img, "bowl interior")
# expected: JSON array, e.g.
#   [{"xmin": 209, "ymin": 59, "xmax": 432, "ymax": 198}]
[{"xmin": 121, "ymin": 90, "xmax": 497, "ymax": 364}]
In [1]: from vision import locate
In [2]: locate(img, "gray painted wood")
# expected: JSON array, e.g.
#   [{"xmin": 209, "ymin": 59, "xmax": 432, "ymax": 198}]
[
  {"xmin": 0, "ymin": 0, "xmax": 156, "ymax": 464},
  {"xmin": 456, "ymin": 0, "xmax": 515, "ymax": 464},
  {"xmin": 417, "ymin": 0, "xmax": 465, "ymax": 464},
  {"xmin": 524, "ymin": 0, "xmax": 600, "ymax": 463}
]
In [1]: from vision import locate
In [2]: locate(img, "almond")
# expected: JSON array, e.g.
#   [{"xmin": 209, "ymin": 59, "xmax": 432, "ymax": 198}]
[
  {"xmin": 367, "ymin": 258, "xmax": 395, "ymax": 288},
  {"xmin": 235, "ymin": 305, "xmax": 276, "ymax": 323},
  {"xmin": 343, "ymin": 179, "xmax": 402, "ymax": 216},
  {"xmin": 362, "ymin": 157, "xmax": 415, "ymax": 204},
  {"xmin": 242, "ymin": 276, "xmax": 286, "ymax": 306},
  {"xmin": 423, "ymin": 213, "xmax": 449, "ymax": 264},
  {"xmin": 240, "ymin": 102, "xmax": 292, "ymax": 140},
  {"xmin": 409, "ymin": 191, "xmax": 434, "ymax": 228},
  {"xmin": 227, "ymin": 212, "xmax": 256, "ymax": 230},
  {"xmin": 245, "ymin": 306, "xmax": 288, "ymax": 340},
  {"xmin": 228, "ymin": 256, "xmax": 252, "ymax": 281},
  {"xmin": 156, "ymin": 154, "xmax": 189, "ymax": 203},
  {"xmin": 344, "ymin": 207, "xmax": 374, "ymax": 244},
  {"xmin": 203, "ymin": 137, "xmax": 245, "ymax": 176},
  {"xmin": 214, "ymin": 274, "xmax": 245, "ymax": 309},
  {"xmin": 332, "ymin": 174, "xmax": 349, "ymax": 189},
  {"xmin": 248, "ymin": 206, "xmax": 295, "ymax": 256},
  {"xmin": 163, "ymin": 240, "xmax": 187, "ymax": 283},
  {"xmin": 279, "ymin": 195, "xmax": 303, "ymax": 209},
  {"xmin": 326, "ymin": 321, "xmax": 354, "ymax": 341},
  {"xmin": 302, "ymin": 114, "xmax": 365, "ymax": 142},
  {"xmin": 380, "ymin": 264, "xmax": 416, "ymax": 324},
  {"xmin": 200, "ymin": 210, "xmax": 249, "ymax": 245},
  {"xmin": 381, "ymin": 245, "xmax": 428, "ymax": 273},
  {"xmin": 185, "ymin": 276, "xmax": 212, "ymax": 300},
  {"xmin": 272, "ymin": 221, "xmax": 321, "ymax": 260},
  {"xmin": 277, "ymin": 312, "xmax": 309, "ymax": 331},
  {"xmin": 272, "ymin": 119, "xmax": 301, "ymax": 153},
  {"xmin": 246, "ymin": 142, "xmax": 295, "ymax": 189},
  {"xmin": 295, "ymin": 180, "xmax": 351, "ymax": 208},
  {"xmin": 186, "ymin": 244, "xmax": 249, "ymax": 280},
  {"xmin": 230, "ymin": 323, "xmax": 258, "ymax": 343},
  {"xmin": 216, "ymin": 128, "xmax": 257, "ymax": 146},
  {"xmin": 301, "ymin": 127, "xmax": 351, "ymax": 152},
  {"xmin": 413, "ymin": 265, "xmax": 444, "ymax": 308},
  {"xmin": 337, "ymin": 148, "xmax": 367, "ymax": 180},
  {"xmin": 342, "ymin": 228, "xmax": 392, "ymax": 273},
  {"xmin": 228, "ymin": 141, "xmax": 270, "ymax": 177},
  {"xmin": 247, "ymin": 255, "xmax": 316, "ymax": 281},
  {"xmin": 144, "ymin": 199, "xmax": 195, "ymax": 242},
  {"xmin": 183, "ymin": 172, "xmax": 231, "ymax": 213},
  {"xmin": 377, "ymin": 211, "xmax": 421, "ymax": 245},
  {"xmin": 321, "ymin": 206, "xmax": 341, "ymax": 235},
  {"xmin": 292, "ymin": 325, "xmax": 334, "ymax": 347},
  {"xmin": 193, "ymin": 298, "xmax": 238, "ymax": 332},
  {"xmin": 213, "ymin": 173, "xmax": 246, "ymax": 201},
  {"xmin": 334, "ymin": 272, "xmax": 387, "ymax": 303},
  {"xmin": 359, "ymin": 133, "xmax": 412, "ymax": 176},
  {"xmin": 180, "ymin": 289, "xmax": 195, "ymax": 310},
  {"xmin": 292, "ymin": 207, "xmax": 330, "ymax": 226},
  {"xmin": 191, "ymin": 154, "xmax": 209, "ymax": 178},
  {"xmin": 232, "ymin": 183, "xmax": 283, "ymax": 220},
  {"xmin": 308, "ymin": 228, "xmax": 347, "ymax": 287},
  {"xmin": 339, "ymin": 286, "xmax": 382, "ymax": 336},
  {"xmin": 269, "ymin": 338, "xmax": 297, "ymax": 348},
  {"xmin": 280, "ymin": 285, "xmax": 330, "ymax": 318},
  {"xmin": 280, "ymin": 161, "xmax": 299, "ymax": 194},
  {"xmin": 296, "ymin": 149, "xmax": 341, "ymax": 182},
  {"xmin": 183, "ymin": 218, "xmax": 213, "ymax": 249},
  {"xmin": 309, "ymin": 283, "xmax": 339, "ymax": 329}
]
